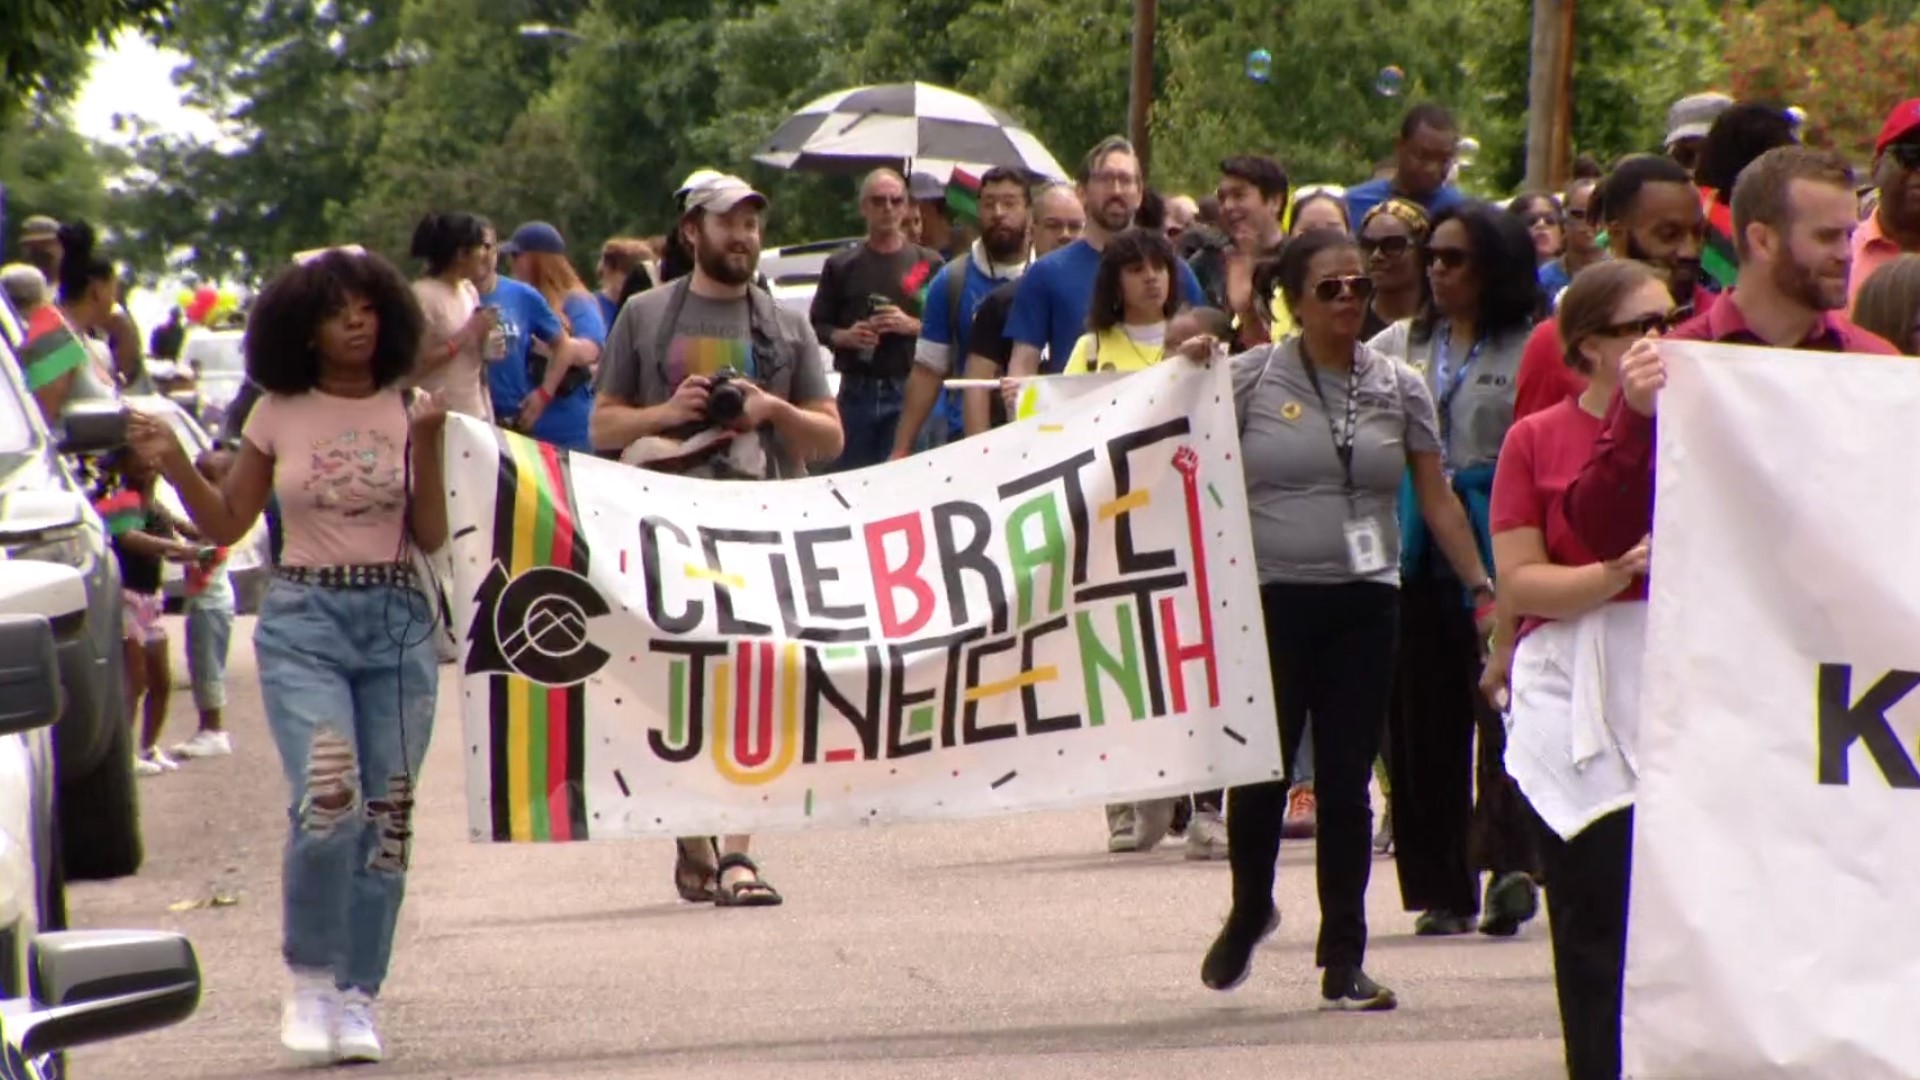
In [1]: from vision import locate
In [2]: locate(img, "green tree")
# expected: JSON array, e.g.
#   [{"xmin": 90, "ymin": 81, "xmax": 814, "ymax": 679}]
[
  {"xmin": 341, "ymin": 0, "xmax": 593, "ymax": 263},
  {"xmin": 106, "ymin": 0, "xmax": 412, "ymax": 282},
  {"xmin": 0, "ymin": 102, "xmax": 113, "ymax": 258},
  {"xmin": 3, "ymin": 0, "xmax": 171, "ymax": 105}
]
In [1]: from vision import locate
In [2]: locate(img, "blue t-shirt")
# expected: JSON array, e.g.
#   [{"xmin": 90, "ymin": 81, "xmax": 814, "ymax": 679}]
[
  {"xmin": 1537, "ymin": 259, "xmax": 1572, "ymax": 306},
  {"xmin": 1005, "ymin": 239, "xmax": 1206, "ymax": 374},
  {"xmin": 479, "ymin": 277, "xmax": 569, "ymax": 446},
  {"xmin": 596, "ymin": 292, "xmax": 621, "ymax": 330},
  {"xmin": 918, "ymin": 255, "xmax": 1025, "ymax": 436},
  {"xmin": 1344, "ymin": 178, "xmax": 1468, "ymax": 233}
]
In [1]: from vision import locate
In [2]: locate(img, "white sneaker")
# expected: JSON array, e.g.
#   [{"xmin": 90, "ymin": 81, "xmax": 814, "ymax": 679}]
[
  {"xmin": 334, "ymin": 989, "xmax": 383, "ymax": 1063},
  {"xmin": 1185, "ymin": 809, "xmax": 1230, "ymax": 860},
  {"xmin": 133, "ymin": 754, "xmax": 164, "ymax": 777},
  {"xmin": 172, "ymin": 730, "xmax": 233, "ymax": 759},
  {"xmin": 280, "ymin": 969, "xmax": 337, "ymax": 1065},
  {"xmin": 142, "ymin": 747, "xmax": 182, "ymax": 771}
]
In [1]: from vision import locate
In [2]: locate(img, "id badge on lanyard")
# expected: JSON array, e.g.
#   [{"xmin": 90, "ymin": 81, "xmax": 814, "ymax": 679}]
[
  {"xmin": 1434, "ymin": 327, "xmax": 1484, "ymax": 478},
  {"xmin": 1301, "ymin": 346, "xmax": 1388, "ymax": 575}
]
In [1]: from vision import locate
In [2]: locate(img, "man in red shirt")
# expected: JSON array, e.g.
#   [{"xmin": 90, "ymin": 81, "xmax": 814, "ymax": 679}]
[
  {"xmin": 1565, "ymin": 145, "xmax": 1900, "ymax": 561},
  {"xmin": 1513, "ymin": 155, "xmax": 1708, "ymax": 421}
]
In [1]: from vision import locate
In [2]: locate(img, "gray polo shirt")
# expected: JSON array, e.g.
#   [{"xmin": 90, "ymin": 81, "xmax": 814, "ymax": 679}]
[
  {"xmin": 1365, "ymin": 319, "xmax": 1526, "ymax": 471},
  {"xmin": 1232, "ymin": 337, "xmax": 1440, "ymax": 586}
]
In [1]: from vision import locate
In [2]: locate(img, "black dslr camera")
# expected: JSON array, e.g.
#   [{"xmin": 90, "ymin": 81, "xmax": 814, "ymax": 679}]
[{"xmin": 705, "ymin": 368, "xmax": 748, "ymax": 426}]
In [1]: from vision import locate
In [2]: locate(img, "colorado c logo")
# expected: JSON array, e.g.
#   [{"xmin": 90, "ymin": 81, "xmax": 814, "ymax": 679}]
[{"xmin": 465, "ymin": 563, "xmax": 611, "ymax": 686}]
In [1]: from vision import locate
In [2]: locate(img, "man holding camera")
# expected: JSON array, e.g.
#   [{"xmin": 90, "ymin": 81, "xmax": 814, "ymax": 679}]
[
  {"xmin": 590, "ymin": 172, "xmax": 843, "ymax": 904},
  {"xmin": 810, "ymin": 168, "xmax": 947, "ymax": 472}
]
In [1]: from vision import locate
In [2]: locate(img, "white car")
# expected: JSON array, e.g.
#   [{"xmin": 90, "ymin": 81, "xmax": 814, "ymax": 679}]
[
  {"xmin": 177, "ymin": 329, "xmax": 246, "ymax": 436},
  {"xmin": 125, "ymin": 395, "xmax": 271, "ymax": 615}
]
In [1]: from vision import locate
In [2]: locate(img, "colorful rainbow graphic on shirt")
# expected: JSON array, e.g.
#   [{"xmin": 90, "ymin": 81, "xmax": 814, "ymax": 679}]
[{"xmin": 486, "ymin": 431, "xmax": 592, "ymax": 842}]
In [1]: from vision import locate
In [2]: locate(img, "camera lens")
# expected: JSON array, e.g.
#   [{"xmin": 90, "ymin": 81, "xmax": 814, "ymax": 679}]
[{"xmin": 707, "ymin": 382, "xmax": 745, "ymax": 425}]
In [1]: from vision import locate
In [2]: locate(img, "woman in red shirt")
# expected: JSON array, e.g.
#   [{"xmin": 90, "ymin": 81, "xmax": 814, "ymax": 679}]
[{"xmin": 1486, "ymin": 259, "xmax": 1670, "ymax": 1080}]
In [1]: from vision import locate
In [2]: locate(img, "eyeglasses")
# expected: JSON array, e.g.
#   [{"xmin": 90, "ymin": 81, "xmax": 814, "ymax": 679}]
[
  {"xmin": 1359, "ymin": 235, "xmax": 1413, "ymax": 259},
  {"xmin": 1524, "ymin": 213, "xmax": 1560, "ymax": 229},
  {"xmin": 1311, "ymin": 275, "xmax": 1375, "ymax": 302},
  {"xmin": 1565, "ymin": 208, "xmax": 1588, "ymax": 223},
  {"xmin": 1425, "ymin": 247, "xmax": 1472, "ymax": 270},
  {"xmin": 1888, "ymin": 143, "xmax": 1920, "ymax": 170},
  {"xmin": 1596, "ymin": 310, "xmax": 1680, "ymax": 338},
  {"xmin": 1089, "ymin": 170, "xmax": 1141, "ymax": 190}
]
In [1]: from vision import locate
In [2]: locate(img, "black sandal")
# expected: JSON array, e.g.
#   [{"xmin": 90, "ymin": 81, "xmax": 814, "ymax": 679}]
[
  {"xmin": 713, "ymin": 852, "xmax": 784, "ymax": 907},
  {"xmin": 673, "ymin": 837, "xmax": 720, "ymax": 903}
]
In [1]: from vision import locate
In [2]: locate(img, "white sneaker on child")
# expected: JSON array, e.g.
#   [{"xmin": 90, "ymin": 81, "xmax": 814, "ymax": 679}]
[
  {"xmin": 172, "ymin": 730, "xmax": 232, "ymax": 759},
  {"xmin": 281, "ymin": 969, "xmax": 337, "ymax": 1065},
  {"xmin": 334, "ymin": 989, "xmax": 384, "ymax": 1063},
  {"xmin": 133, "ymin": 755, "xmax": 164, "ymax": 777}
]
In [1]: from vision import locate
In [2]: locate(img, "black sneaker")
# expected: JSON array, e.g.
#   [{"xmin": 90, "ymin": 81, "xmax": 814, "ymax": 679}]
[
  {"xmin": 1200, "ymin": 906, "xmax": 1280, "ymax": 991},
  {"xmin": 1413, "ymin": 910, "xmax": 1474, "ymax": 936},
  {"xmin": 1478, "ymin": 872, "xmax": 1540, "ymax": 938},
  {"xmin": 1320, "ymin": 966, "xmax": 1397, "ymax": 1011}
]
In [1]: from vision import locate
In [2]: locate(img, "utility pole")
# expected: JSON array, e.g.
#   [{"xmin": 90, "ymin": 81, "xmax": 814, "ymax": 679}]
[
  {"xmin": 1128, "ymin": 0, "xmax": 1157, "ymax": 177},
  {"xmin": 1524, "ymin": 0, "xmax": 1576, "ymax": 190}
]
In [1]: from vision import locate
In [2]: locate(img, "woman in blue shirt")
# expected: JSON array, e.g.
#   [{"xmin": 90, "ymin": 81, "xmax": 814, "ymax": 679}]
[{"xmin": 498, "ymin": 221, "xmax": 606, "ymax": 450}]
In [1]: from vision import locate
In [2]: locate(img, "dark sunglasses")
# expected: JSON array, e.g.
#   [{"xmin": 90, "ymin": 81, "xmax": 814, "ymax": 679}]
[
  {"xmin": 1312, "ymin": 274, "xmax": 1375, "ymax": 302},
  {"xmin": 1597, "ymin": 310, "xmax": 1680, "ymax": 338},
  {"xmin": 1888, "ymin": 143, "xmax": 1920, "ymax": 170},
  {"xmin": 1565, "ymin": 208, "xmax": 1588, "ymax": 223},
  {"xmin": 1524, "ymin": 212, "xmax": 1560, "ymax": 229},
  {"xmin": 1425, "ymin": 247, "xmax": 1472, "ymax": 270},
  {"xmin": 1359, "ymin": 235, "xmax": 1414, "ymax": 259}
]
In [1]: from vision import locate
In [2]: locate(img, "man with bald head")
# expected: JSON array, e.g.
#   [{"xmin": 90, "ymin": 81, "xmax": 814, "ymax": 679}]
[{"xmin": 810, "ymin": 167, "xmax": 946, "ymax": 471}]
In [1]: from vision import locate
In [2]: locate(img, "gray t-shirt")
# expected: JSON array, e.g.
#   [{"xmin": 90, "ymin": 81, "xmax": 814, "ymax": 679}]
[
  {"xmin": 1365, "ymin": 319, "xmax": 1525, "ymax": 471},
  {"xmin": 1232, "ymin": 337, "xmax": 1441, "ymax": 586},
  {"xmin": 597, "ymin": 281, "xmax": 830, "ymax": 478}
]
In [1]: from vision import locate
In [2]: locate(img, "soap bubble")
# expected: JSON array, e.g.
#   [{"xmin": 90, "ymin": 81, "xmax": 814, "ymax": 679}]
[
  {"xmin": 1456, "ymin": 136, "xmax": 1481, "ymax": 168},
  {"xmin": 1375, "ymin": 65, "xmax": 1406, "ymax": 97},
  {"xmin": 1246, "ymin": 49, "xmax": 1274, "ymax": 84}
]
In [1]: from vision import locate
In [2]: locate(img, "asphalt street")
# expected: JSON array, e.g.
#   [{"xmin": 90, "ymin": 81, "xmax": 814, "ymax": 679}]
[{"xmin": 69, "ymin": 615, "xmax": 1568, "ymax": 1079}]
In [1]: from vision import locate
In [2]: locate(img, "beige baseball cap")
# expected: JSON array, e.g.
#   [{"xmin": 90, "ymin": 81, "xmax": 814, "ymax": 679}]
[{"xmin": 677, "ymin": 172, "xmax": 767, "ymax": 216}]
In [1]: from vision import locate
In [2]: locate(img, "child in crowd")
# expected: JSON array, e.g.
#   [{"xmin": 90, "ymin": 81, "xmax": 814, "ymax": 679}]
[
  {"xmin": 174, "ymin": 448, "xmax": 237, "ymax": 759},
  {"xmin": 96, "ymin": 448, "xmax": 200, "ymax": 775}
]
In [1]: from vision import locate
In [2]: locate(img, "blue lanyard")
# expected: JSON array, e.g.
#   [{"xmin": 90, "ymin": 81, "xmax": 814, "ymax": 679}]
[{"xmin": 1432, "ymin": 321, "xmax": 1487, "ymax": 412}]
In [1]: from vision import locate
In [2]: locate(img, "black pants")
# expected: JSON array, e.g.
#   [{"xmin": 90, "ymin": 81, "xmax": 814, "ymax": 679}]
[
  {"xmin": 1227, "ymin": 580, "xmax": 1397, "ymax": 970},
  {"xmin": 1388, "ymin": 574, "xmax": 1537, "ymax": 915},
  {"xmin": 1536, "ymin": 806, "xmax": 1633, "ymax": 1080}
]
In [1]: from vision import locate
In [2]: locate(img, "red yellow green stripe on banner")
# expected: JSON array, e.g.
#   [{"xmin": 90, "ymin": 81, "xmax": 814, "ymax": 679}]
[{"xmin": 486, "ymin": 431, "xmax": 591, "ymax": 842}]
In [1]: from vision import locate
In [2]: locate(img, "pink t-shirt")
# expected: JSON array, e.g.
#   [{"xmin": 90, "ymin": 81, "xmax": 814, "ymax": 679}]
[
  {"xmin": 410, "ymin": 276, "xmax": 492, "ymax": 421},
  {"xmin": 244, "ymin": 389, "xmax": 412, "ymax": 568}
]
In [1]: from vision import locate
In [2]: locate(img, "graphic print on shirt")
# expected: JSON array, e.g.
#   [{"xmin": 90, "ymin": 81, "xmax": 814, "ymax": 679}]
[
  {"xmin": 667, "ymin": 335, "xmax": 753, "ymax": 388},
  {"xmin": 305, "ymin": 427, "xmax": 404, "ymax": 520}
]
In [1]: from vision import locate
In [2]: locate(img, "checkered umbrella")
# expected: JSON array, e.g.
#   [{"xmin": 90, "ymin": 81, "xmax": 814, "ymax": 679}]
[{"xmin": 753, "ymin": 82, "xmax": 1066, "ymax": 181}]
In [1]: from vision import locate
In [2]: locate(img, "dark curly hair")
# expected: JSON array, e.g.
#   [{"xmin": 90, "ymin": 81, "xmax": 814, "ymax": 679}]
[
  {"xmin": 1086, "ymin": 227, "xmax": 1181, "ymax": 332},
  {"xmin": 55, "ymin": 220, "xmax": 114, "ymax": 305},
  {"xmin": 1414, "ymin": 200, "xmax": 1542, "ymax": 343},
  {"xmin": 244, "ymin": 248, "xmax": 424, "ymax": 395}
]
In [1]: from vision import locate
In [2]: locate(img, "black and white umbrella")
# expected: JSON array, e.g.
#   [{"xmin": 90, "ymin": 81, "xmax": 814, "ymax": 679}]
[{"xmin": 753, "ymin": 82, "xmax": 1066, "ymax": 181}]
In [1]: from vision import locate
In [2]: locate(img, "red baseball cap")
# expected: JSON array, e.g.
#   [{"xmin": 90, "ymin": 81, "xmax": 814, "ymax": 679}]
[{"xmin": 1875, "ymin": 98, "xmax": 1920, "ymax": 156}]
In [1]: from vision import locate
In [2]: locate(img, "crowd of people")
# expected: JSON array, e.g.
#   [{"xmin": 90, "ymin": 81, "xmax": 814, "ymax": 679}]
[{"xmin": 8, "ymin": 83, "xmax": 1920, "ymax": 1077}]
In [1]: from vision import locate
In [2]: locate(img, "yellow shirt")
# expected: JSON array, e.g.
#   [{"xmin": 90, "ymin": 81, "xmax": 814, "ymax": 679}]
[{"xmin": 1062, "ymin": 323, "xmax": 1167, "ymax": 374}]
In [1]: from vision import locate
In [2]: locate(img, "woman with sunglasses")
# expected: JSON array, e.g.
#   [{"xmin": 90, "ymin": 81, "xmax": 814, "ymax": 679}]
[
  {"xmin": 1488, "ymin": 260, "xmax": 1669, "ymax": 1080},
  {"xmin": 1368, "ymin": 201, "xmax": 1543, "ymax": 941},
  {"xmin": 1537, "ymin": 178, "xmax": 1606, "ymax": 303},
  {"xmin": 1199, "ymin": 229, "xmax": 1491, "ymax": 1011},
  {"xmin": 1509, "ymin": 192, "xmax": 1565, "ymax": 267},
  {"xmin": 1358, "ymin": 198, "xmax": 1432, "ymax": 339}
]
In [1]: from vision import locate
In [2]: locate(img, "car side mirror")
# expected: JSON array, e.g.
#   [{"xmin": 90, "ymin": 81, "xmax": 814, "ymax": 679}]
[
  {"xmin": 58, "ymin": 401, "xmax": 128, "ymax": 456},
  {"xmin": 18, "ymin": 931, "xmax": 201, "ymax": 1058},
  {"xmin": 0, "ymin": 614, "xmax": 61, "ymax": 737}
]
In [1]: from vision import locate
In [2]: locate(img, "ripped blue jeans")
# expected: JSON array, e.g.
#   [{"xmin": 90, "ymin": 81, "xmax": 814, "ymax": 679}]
[{"xmin": 255, "ymin": 578, "xmax": 437, "ymax": 996}]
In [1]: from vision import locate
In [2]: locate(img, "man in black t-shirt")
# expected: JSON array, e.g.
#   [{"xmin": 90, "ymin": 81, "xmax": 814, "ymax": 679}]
[
  {"xmin": 956, "ymin": 182, "xmax": 1086, "ymax": 435},
  {"xmin": 809, "ymin": 169, "xmax": 944, "ymax": 471}
]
